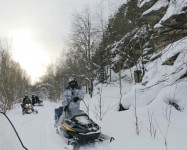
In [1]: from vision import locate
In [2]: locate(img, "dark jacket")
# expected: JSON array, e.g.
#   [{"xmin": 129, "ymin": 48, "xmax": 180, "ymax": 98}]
[
  {"xmin": 22, "ymin": 97, "xmax": 31, "ymax": 106},
  {"xmin": 35, "ymin": 96, "xmax": 40, "ymax": 103}
]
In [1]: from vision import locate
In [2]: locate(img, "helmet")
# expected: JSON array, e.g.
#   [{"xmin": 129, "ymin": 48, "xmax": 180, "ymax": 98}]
[
  {"xmin": 68, "ymin": 77, "xmax": 77, "ymax": 83},
  {"xmin": 68, "ymin": 77, "xmax": 78, "ymax": 88}
]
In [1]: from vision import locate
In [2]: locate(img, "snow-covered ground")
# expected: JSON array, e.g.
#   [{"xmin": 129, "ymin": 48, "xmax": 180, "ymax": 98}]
[
  {"xmin": 4, "ymin": 81, "xmax": 187, "ymax": 150},
  {"xmin": 7, "ymin": 102, "xmax": 68, "ymax": 150},
  {"xmin": 5, "ymin": 102, "xmax": 113, "ymax": 150},
  {"xmin": 82, "ymin": 81, "xmax": 187, "ymax": 150}
]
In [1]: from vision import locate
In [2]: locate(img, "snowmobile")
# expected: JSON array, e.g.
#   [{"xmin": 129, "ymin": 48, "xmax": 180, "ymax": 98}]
[
  {"xmin": 33, "ymin": 100, "xmax": 44, "ymax": 106},
  {"xmin": 55, "ymin": 108, "xmax": 114, "ymax": 150},
  {"xmin": 22, "ymin": 103, "xmax": 38, "ymax": 115}
]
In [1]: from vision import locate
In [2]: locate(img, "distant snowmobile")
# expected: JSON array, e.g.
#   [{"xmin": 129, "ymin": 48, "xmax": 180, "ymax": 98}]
[
  {"xmin": 33, "ymin": 100, "xmax": 44, "ymax": 106},
  {"xmin": 33, "ymin": 96, "xmax": 44, "ymax": 106},
  {"xmin": 22, "ymin": 103, "xmax": 38, "ymax": 115},
  {"xmin": 55, "ymin": 105, "xmax": 114, "ymax": 150}
]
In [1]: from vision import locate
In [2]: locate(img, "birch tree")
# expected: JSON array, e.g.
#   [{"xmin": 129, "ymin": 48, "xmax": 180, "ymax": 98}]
[{"xmin": 69, "ymin": 6, "xmax": 98, "ymax": 97}]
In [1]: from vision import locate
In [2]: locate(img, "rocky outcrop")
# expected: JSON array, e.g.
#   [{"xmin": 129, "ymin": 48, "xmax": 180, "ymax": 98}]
[
  {"xmin": 108, "ymin": 0, "xmax": 187, "ymax": 79},
  {"xmin": 153, "ymin": 28, "xmax": 187, "ymax": 52},
  {"xmin": 169, "ymin": 101, "xmax": 181, "ymax": 111},
  {"xmin": 161, "ymin": 7, "xmax": 187, "ymax": 29},
  {"xmin": 141, "ymin": 6, "xmax": 168, "ymax": 26},
  {"xmin": 179, "ymin": 71, "xmax": 187, "ymax": 80},
  {"xmin": 134, "ymin": 70, "xmax": 143, "ymax": 83},
  {"xmin": 141, "ymin": 1, "xmax": 187, "ymax": 53},
  {"xmin": 153, "ymin": 9, "xmax": 187, "ymax": 52},
  {"xmin": 140, "ymin": 0, "xmax": 158, "ymax": 11},
  {"xmin": 162, "ymin": 53, "xmax": 180, "ymax": 65}
]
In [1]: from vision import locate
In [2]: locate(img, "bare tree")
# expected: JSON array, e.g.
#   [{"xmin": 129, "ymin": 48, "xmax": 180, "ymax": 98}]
[
  {"xmin": 0, "ymin": 39, "xmax": 30, "ymax": 113},
  {"xmin": 112, "ymin": 67, "xmax": 131, "ymax": 111},
  {"xmin": 146, "ymin": 110, "xmax": 157, "ymax": 139},
  {"xmin": 118, "ymin": 70, "xmax": 126, "ymax": 111},
  {"xmin": 155, "ymin": 105, "xmax": 172, "ymax": 150},
  {"xmin": 39, "ymin": 64, "xmax": 63, "ymax": 102},
  {"xmin": 93, "ymin": 86, "xmax": 110, "ymax": 120},
  {"xmin": 68, "ymin": 6, "xmax": 98, "ymax": 97},
  {"xmin": 134, "ymin": 87, "xmax": 140, "ymax": 135}
]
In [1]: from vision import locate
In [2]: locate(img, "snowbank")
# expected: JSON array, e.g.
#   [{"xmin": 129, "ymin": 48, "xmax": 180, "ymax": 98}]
[{"xmin": 83, "ymin": 36, "xmax": 187, "ymax": 149}]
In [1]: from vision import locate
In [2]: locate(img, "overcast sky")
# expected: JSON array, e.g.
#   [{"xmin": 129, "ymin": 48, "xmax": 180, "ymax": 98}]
[{"xmin": 0, "ymin": 0, "xmax": 125, "ymax": 83}]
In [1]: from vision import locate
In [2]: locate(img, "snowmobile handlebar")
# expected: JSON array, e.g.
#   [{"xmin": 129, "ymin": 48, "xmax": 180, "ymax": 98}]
[{"xmin": 67, "ymin": 98, "xmax": 82, "ymax": 107}]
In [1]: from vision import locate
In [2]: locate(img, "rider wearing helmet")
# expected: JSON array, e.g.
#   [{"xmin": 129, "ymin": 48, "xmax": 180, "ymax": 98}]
[
  {"xmin": 31, "ymin": 95, "xmax": 36, "ymax": 106},
  {"xmin": 21, "ymin": 95, "xmax": 31, "ymax": 112},
  {"xmin": 57, "ymin": 77, "xmax": 84, "ymax": 125},
  {"xmin": 22, "ymin": 95, "xmax": 31, "ymax": 105}
]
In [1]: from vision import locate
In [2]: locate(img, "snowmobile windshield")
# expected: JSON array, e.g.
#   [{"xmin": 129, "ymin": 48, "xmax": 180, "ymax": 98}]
[
  {"xmin": 0, "ymin": 112, "xmax": 27, "ymax": 150},
  {"xmin": 70, "ymin": 110, "xmax": 85, "ymax": 118},
  {"xmin": 71, "ymin": 112, "xmax": 91, "ymax": 125}
]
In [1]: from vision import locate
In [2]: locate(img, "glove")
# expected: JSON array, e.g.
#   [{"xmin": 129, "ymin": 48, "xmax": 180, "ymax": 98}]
[
  {"xmin": 73, "ymin": 97, "xmax": 79, "ymax": 102},
  {"xmin": 64, "ymin": 106, "xmax": 68, "ymax": 111}
]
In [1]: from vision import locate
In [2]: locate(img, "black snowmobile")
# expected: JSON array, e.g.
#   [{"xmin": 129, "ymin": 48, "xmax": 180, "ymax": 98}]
[
  {"xmin": 55, "ymin": 107, "xmax": 114, "ymax": 150},
  {"xmin": 32, "ymin": 96, "xmax": 44, "ymax": 106},
  {"xmin": 33, "ymin": 100, "xmax": 44, "ymax": 106}
]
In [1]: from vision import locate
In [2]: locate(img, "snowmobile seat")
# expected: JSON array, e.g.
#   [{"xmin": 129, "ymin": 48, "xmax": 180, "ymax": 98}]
[{"xmin": 55, "ymin": 106, "xmax": 63, "ymax": 121}]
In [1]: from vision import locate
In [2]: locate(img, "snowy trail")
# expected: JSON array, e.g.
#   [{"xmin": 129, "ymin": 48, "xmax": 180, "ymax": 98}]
[
  {"xmin": 7, "ymin": 101, "xmax": 113, "ymax": 150},
  {"xmin": 7, "ymin": 102, "xmax": 68, "ymax": 150},
  {"xmin": 5, "ymin": 94, "xmax": 187, "ymax": 150}
]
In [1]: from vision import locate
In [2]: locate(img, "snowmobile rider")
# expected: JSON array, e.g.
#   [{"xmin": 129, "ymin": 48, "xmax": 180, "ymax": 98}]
[
  {"xmin": 58, "ymin": 77, "xmax": 84, "ymax": 125},
  {"xmin": 21, "ymin": 95, "xmax": 32, "ymax": 112},
  {"xmin": 31, "ymin": 95, "xmax": 36, "ymax": 106},
  {"xmin": 35, "ymin": 95, "xmax": 40, "ymax": 103},
  {"xmin": 22, "ymin": 95, "xmax": 32, "ymax": 105}
]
